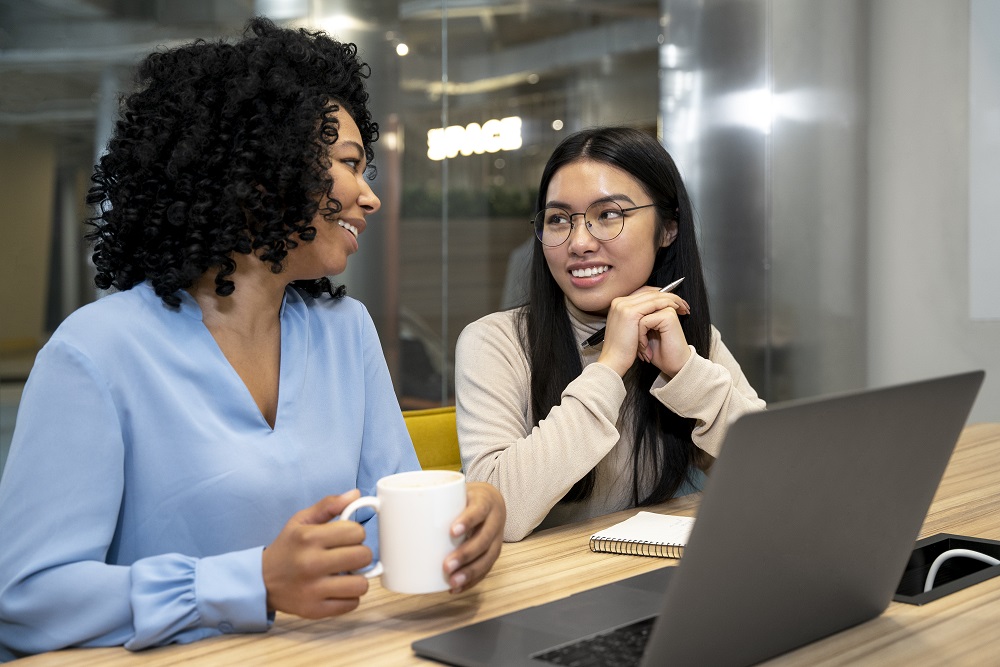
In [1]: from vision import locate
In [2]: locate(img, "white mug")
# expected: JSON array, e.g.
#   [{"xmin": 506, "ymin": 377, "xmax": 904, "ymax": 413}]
[{"xmin": 338, "ymin": 469, "xmax": 466, "ymax": 594}]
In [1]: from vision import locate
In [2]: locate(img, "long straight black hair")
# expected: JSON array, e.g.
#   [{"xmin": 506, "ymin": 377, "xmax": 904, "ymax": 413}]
[{"xmin": 517, "ymin": 126, "xmax": 712, "ymax": 506}]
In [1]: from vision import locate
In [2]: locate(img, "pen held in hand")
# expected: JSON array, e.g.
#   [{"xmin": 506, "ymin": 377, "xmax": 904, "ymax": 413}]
[{"xmin": 580, "ymin": 277, "xmax": 685, "ymax": 349}]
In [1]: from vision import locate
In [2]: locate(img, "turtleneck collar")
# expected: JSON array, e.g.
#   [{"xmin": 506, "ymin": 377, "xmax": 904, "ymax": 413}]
[{"xmin": 564, "ymin": 297, "xmax": 607, "ymax": 347}]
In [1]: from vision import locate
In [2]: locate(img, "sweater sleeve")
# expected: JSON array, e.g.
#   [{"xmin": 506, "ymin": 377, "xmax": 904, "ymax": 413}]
[
  {"xmin": 649, "ymin": 326, "xmax": 766, "ymax": 459},
  {"xmin": 455, "ymin": 314, "xmax": 627, "ymax": 541},
  {"xmin": 0, "ymin": 342, "xmax": 269, "ymax": 658}
]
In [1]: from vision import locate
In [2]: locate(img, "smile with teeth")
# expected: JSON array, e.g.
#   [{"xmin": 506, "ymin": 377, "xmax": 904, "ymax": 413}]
[
  {"xmin": 571, "ymin": 265, "xmax": 610, "ymax": 278},
  {"xmin": 337, "ymin": 220, "xmax": 359, "ymax": 238}
]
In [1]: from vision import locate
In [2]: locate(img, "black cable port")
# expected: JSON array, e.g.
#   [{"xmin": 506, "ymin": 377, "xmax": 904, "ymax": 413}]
[{"xmin": 894, "ymin": 533, "xmax": 1000, "ymax": 605}]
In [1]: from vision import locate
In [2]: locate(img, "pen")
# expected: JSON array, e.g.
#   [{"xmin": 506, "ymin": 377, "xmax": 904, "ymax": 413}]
[{"xmin": 580, "ymin": 277, "xmax": 686, "ymax": 349}]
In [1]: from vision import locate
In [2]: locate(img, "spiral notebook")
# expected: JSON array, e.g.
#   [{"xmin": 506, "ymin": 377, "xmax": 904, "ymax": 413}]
[{"xmin": 590, "ymin": 511, "xmax": 695, "ymax": 559}]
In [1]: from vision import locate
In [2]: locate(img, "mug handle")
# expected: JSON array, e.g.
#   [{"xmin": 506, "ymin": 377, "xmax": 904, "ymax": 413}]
[{"xmin": 337, "ymin": 496, "xmax": 383, "ymax": 578}]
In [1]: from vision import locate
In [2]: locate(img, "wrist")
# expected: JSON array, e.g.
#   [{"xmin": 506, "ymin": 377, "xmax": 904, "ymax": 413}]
[
  {"xmin": 660, "ymin": 346, "xmax": 693, "ymax": 378},
  {"xmin": 595, "ymin": 357, "xmax": 630, "ymax": 377}
]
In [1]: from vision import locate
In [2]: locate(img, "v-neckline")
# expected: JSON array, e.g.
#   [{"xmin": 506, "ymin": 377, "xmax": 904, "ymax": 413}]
[{"xmin": 175, "ymin": 286, "xmax": 289, "ymax": 431}]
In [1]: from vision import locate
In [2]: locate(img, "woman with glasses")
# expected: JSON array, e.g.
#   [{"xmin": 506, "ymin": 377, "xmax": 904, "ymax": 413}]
[{"xmin": 455, "ymin": 126, "xmax": 765, "ymax": 541}]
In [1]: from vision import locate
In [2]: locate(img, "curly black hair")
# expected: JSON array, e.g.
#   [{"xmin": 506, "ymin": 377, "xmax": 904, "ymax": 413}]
[{"xmin": 85, "ymin": 17, "xmax": 379, "ymax": 307}]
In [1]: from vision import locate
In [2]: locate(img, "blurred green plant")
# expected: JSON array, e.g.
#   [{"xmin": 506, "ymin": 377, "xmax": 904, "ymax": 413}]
[{"xmin": 402, "ymin": 185, "xmax": 537, "ymax": 218}]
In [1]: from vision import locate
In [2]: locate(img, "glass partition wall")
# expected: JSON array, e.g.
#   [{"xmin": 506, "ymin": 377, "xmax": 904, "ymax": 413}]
[
  {"xmin": 361, "ymin": 0, "xmax": 869, "ymax": 408},
  {"xmin": 1, "ymin": 0, "xmax": 868, "ymax": 430}
]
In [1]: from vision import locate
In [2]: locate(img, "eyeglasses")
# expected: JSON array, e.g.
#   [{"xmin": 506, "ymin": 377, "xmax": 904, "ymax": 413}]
[{"xmin": 530, "ymin": 201, "xmax": 656, "ymax": 247}]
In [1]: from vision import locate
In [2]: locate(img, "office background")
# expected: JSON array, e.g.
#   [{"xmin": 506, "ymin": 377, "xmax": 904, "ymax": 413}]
[{"xmin": 1, "ymin": 0, "xmax": 998, "ymax": 474}]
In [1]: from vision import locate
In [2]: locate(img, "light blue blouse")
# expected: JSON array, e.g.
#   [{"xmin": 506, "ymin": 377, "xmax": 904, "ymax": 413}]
[{"xmin": 0, "ymin": 283, "xmax": 420, "ymax": 659}]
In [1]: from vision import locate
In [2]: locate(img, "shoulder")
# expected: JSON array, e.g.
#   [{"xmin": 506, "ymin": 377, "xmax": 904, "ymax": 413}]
[
  {"xmin": 455, "ymin": 309, "xmax": 532, "ymax": 394},
  {"xmin": 33, "ymin": 284, "xmax": 179, "ymax": 382},
  {"xmin": 293, "ymin": 288, "xmax": 366, "ymax": 315},
  {"xmin": 288, "ymin": 291, "xmax": 383, "ymax": 356},
  {"xmin": 291, "ymin": 290, "xmax": 372, "ymax": 328},
  {"xmin": 457, "ymin": 308, "xmax": 523, "ymax": 351},
  {"xmin": 460, "ymin": 307, "xmax": 521, "ymax": 338},
  {"xmin": 49, "ymin": 284, "xmax": 161, "ymax": 348},
  {"xmin": 456, "ymin": 308, "xmax": 528, "ymax": 375}
]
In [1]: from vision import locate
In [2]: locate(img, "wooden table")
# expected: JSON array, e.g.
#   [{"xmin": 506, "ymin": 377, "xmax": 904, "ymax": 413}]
[{"xmin": 15, "ymin": 423, "xmax": 1000, "ymax": 666}]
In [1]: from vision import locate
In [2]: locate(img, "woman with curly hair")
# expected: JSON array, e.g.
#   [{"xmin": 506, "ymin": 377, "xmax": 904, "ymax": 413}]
[
  {"xmin": 456, "ymin": 127, "xmax": 764, "ymax": 541},
  {"xmin": 0, "ymin": 18, "xmax": 504, "ymax": 659}
]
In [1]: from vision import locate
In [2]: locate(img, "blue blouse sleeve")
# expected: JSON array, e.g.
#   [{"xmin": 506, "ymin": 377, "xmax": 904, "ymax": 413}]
[{"xmin": 0, "ymin": 341, "xmax": 269, "ymax": 658}]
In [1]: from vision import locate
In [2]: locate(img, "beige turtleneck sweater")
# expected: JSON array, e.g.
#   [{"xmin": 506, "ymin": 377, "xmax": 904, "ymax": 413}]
[{"xmin": 454, "ymin": 302, "xmax": 766, "ymax": 541}]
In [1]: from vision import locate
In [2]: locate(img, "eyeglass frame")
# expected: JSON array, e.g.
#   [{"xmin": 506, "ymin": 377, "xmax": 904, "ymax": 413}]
[{"xmin": 529, "ymin": 200, "xmax": 658, "ymax": 247}]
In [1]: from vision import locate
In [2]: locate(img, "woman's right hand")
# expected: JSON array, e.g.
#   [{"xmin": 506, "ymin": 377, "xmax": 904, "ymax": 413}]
[
  {"xmin": 262, "ymin": 489, "xmax": 373, "ymax": 619},
  {"xmin": 597, "ymin": 286, "xmax": 691, "ymax": 377}
]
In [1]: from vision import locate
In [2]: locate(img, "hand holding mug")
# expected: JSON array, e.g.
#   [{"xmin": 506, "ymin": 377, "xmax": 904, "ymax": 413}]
[
  {"xmin": 443, "ymin": 481, "xmax": 505, "ymax": 593},
  {"xmin": 262, "ymin": 490, "xmax": 373, "ymax": 619}
]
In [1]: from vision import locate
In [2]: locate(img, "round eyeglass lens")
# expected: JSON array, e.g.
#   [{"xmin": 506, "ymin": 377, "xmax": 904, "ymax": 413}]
[
  {"xmin": 534, "ymin": 208, "xmax": 571, "ymax": 246},
  {"xmin": 585, "ymin": 201, "xmax": 626, "ymax": 241}
]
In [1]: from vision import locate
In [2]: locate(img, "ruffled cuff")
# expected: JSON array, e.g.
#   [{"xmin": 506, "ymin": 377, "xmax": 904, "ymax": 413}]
[
  {"xmin": 196, "ymin": 546, "xmax": 270, "ymax": 633},
  {"xmin": 126, "ymin": 547, "xmax": 269, "ymax": 651}
]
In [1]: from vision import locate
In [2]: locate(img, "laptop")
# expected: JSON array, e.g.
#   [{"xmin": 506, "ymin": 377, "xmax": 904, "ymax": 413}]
[{"xmin": 412, "ymin": 370, "xmax": 984, "ymax": 667}]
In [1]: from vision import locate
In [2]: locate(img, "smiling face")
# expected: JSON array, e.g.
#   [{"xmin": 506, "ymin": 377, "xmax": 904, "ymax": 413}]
[
  {"xmin": 541, "ymin": 158, "xmax": 674, "ymax": 315},
  {"xmin": 284, "ymin": 108, "xmax": 381, "ymax": 281}
]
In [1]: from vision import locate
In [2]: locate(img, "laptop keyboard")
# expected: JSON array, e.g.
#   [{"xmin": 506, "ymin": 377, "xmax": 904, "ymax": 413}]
[{"xmin": 532, "ymin": 616, "xmax": 655, "ymax": 667}]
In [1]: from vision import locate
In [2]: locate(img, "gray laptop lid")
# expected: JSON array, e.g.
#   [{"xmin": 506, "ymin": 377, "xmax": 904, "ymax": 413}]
[{"xmin": 413, "ymin": 371, "xmax": 984, "ymax": 667}]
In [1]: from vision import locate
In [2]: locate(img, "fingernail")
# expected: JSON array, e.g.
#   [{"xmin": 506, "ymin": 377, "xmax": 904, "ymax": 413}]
[
  {"xmin": 451, "ymin": 573, "xmax": 467, "ymax": 589},
  {"xmin": 451, "ymin": 523, "xmax": 466, "ymax": 537},
  {"xmin": 445, "ymin": 558, "xmax": 460, "ymax": 574}
]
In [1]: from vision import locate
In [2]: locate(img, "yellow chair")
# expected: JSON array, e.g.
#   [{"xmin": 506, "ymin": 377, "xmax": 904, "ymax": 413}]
[{"xmin": 402, "ymin": 406, "xmax": 463, "ymax": 472}]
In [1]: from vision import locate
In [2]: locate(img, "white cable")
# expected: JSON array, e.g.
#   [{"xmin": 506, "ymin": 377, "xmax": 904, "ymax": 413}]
[{"xmin": 923, "ymin": 548, "xmax": 1000, "ymax": 593}]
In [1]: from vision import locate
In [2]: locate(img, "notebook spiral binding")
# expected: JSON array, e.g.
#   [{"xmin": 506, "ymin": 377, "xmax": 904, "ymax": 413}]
[{"xmin": 589, "ymin": 537, "xmax": 685, "ymax": 559}]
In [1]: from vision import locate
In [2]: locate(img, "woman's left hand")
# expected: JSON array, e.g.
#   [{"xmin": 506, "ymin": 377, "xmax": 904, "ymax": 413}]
[{"xmin": 444, "ymin": 482, "xmax": 506, "ymax": 593}]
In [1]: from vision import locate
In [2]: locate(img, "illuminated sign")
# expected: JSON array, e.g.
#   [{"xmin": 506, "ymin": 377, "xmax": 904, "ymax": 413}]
[{"xmin": 426, "ymin": 116, "xmax": 522, "ymax": 160}]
